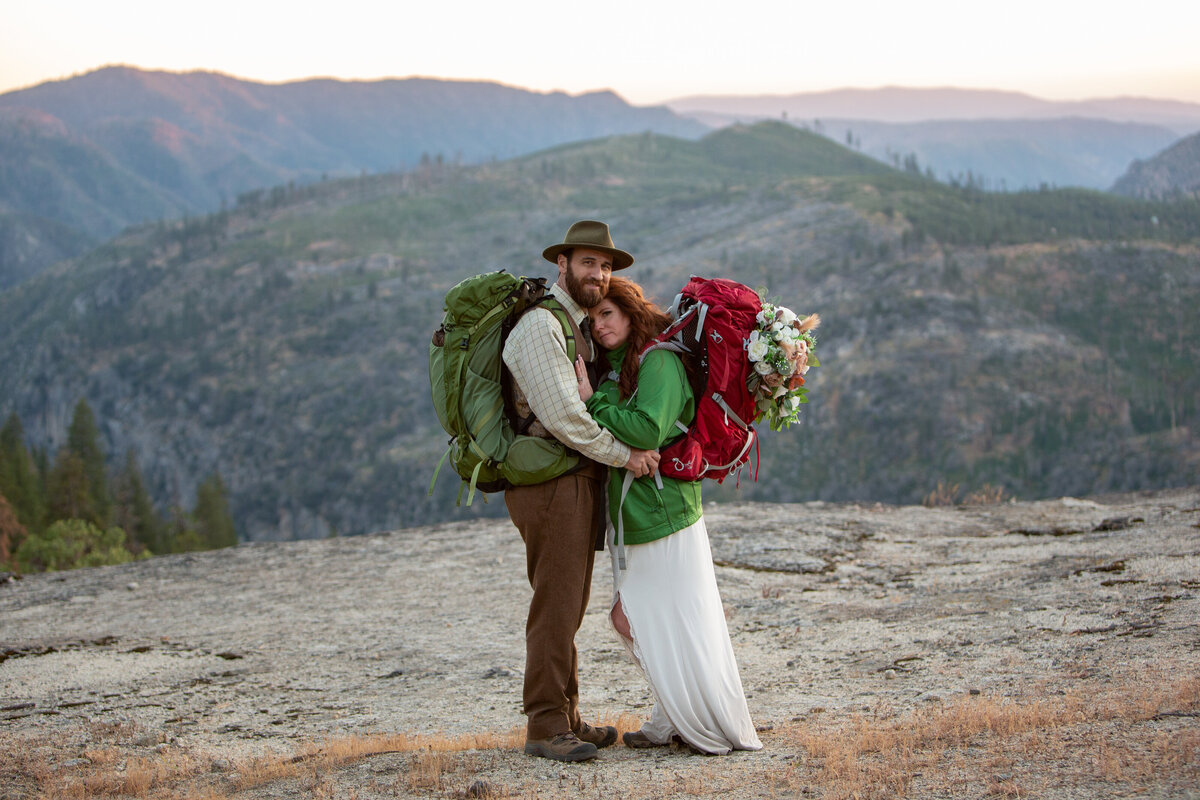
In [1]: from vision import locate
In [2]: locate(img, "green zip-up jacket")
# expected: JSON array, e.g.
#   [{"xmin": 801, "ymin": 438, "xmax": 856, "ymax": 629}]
[{"xmin": 585, "ymin": 344, "xmax": 701, "ymax": 545}]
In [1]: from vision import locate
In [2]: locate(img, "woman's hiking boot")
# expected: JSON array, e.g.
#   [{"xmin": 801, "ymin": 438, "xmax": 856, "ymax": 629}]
[
  {"xmin": 622, "ymin": 730, "xmax": 668, "ymax": 748},
  {"xmin": 575, "ymin": 722, "xmax": 618, "ymax": 748}
]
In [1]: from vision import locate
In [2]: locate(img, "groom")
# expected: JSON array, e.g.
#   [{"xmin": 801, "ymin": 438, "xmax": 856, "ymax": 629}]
[{"xmin": 502, "ymin": 221, "xmax": 660, "ymax": 761}]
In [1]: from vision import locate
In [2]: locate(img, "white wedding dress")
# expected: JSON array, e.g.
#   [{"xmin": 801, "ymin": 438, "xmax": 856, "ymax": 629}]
[{"xmin": 610, "ymin": 516, "xmax": 762, "ymax": 754}]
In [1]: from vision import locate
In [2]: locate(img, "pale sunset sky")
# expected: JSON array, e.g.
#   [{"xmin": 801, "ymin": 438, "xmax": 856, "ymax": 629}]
[{"xmin": 1, "ymin": 0, "xmax": 1198, "ymax": 104}]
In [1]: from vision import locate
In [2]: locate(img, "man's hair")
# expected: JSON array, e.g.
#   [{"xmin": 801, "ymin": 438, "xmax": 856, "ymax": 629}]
[{"xmin": 599, "ymin": 277, "xmax": 672, "ymax": 399}]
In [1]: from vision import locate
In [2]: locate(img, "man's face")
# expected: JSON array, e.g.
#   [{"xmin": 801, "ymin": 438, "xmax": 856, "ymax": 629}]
[{"xmin": 558, "ymin": 248, "xmax": 613, "ymax": 309}]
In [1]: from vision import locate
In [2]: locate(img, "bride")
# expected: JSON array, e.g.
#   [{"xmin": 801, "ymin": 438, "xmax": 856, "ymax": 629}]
[{"xmin": 574, "ymin": 275, "xmax": 761, "ymax": 755}]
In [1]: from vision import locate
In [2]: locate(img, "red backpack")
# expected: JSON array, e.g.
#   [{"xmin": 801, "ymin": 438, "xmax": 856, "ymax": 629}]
[{"xmin": 642, "ymin": 276, "xmax": 763, "ymax": 483}]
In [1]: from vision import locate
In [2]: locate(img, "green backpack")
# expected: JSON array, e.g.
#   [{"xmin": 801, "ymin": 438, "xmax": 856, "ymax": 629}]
[{"xmin": 428, "ymin": 271, "xmax": 584, "ymax": 505}]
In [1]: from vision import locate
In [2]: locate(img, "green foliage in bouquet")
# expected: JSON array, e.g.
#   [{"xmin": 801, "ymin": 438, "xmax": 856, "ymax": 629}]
[{"xmin": 746, "ymin": 299, "xmax": 821, "ymax": 431}]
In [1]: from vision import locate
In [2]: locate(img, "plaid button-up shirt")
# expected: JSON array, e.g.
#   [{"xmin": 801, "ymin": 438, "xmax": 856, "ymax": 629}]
[{"xmin": 502, "ymin": 282, "xmax": 631, "ymax": 468}]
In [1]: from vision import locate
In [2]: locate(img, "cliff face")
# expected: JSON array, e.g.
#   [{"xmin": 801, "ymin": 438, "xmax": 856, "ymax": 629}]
[
  {"xmin": 0, "ymin": 123, "xmax": 1197, "ymax": 540},
  {"xmin": 2, "ymin": 489, "xmax": 1197, "ymax": 798}
]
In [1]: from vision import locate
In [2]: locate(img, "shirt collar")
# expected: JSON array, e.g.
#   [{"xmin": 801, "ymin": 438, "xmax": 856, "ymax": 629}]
[{"xmin": 606, "ymin": 343, "xmax": 629, "ymax": 370}]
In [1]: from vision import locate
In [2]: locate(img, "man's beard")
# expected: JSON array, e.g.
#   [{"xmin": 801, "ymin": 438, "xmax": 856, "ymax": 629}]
[{"xmin": 565, "ymin": 265, "xmax": 607, "ymax": 308}]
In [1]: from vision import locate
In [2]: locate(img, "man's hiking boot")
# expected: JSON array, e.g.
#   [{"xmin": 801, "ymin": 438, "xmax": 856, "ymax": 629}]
[
  {"xmin": 575, "ymin": 722, "xmax": 618, "ymax": 749},
  {"xmin": 622, "ymin": 730, "xmax": 668, "ymax": 749},
  {"xmin": 524, "ymin": 732, "xmax": 598, "ymax": 762}
]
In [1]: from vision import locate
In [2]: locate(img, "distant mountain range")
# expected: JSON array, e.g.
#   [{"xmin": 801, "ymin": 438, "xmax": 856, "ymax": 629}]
[
  {"xmin": 667, "ymin": 87, "xmax": 1200, "ymax": 132},
  {"xmin": 0, "ymin": 66, "xmax": 706, "ymax": 289},
  {"xmin": 1, "ymin": 122, "xmax": 1196, "ymax": 541},
  {"xmin": 3, "ymin": 70, "xmax": 1199, "ymax": 292},
  {"xmin": 788, "ymin": 117, "xmax": 1175, "ymax": 191},
  {"xmin": 668, "ymin": 87, "xmax": 1200, "ymax": 193}
]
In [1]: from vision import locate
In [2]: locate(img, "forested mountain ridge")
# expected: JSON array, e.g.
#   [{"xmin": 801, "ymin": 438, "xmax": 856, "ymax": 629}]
[
  {"xmin": 1112, "ymin": 131, "xmax": 1200, "ymax": 199},
  {"xmin": 0, "ymin": 66, "xmax": 707, "ymax": 288},
  {"xmin": 1, "ymin": 122, "xmax": 1196, "ymax": 541}
]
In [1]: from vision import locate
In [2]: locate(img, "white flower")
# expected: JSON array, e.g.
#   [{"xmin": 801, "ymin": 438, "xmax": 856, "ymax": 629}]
[
  {"xmin": 754, "ymin": 360, "xmax": 773, "ymax": 376},
  {"xmin": 747, "ymin": 338, "xmax": 769, "ymax": 362},
  {"xmin": 748, "ymin": 329, "xmax": 760, "ymax": 344},
  {"xmin": 789, "ymin": 395, "xmax": 802, "ymax": 409},
  {"xmin": 756, "ymin": 310, "xmax": 770, "ymax": 325},
  {"xmin": 778, "ymin": 307, "xmax": 798, "ymax": 325}
]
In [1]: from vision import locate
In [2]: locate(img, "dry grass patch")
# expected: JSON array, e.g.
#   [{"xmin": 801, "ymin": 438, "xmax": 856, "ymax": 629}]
[
  {"xmin": 229, "ymin": 727, "xmax": 526, "ymax": 792},
  {"xmin": 779, "ymin": 673, "xmax": 1200, "ymax": 800},
  {"xmin": 963, "ymin": 484, "xmax": 1010, "ymax": 505},
  {"xmin": 1095, "ymin": 729, "xmax": 1200, "ymax": 782},
  {"xmin": 598, "ymin": 709, "xmax": 645, "ymax": 740},
  {"xmin": 923, "ymin": 481, "xmax": 1010, "ymax": 506},
  {"xmin": 0, "ymin": 724, "xmax": 530, "ymax": 800},
  {"xmin": 7, "ymin": 677, "xmax": 1193, "ymax": 799},
  {"xmin": 923, "ymin": 481, "xmax": 960, "ymax": 507},
  {"xmin": 0, "ymin": 735, "xmax": 212, "ymax": 800}
]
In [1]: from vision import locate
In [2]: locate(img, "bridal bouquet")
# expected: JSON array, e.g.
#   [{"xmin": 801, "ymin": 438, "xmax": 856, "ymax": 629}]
[{"xmin": 745, "ymin": 300, "xmax": 820, "ymax": 431}]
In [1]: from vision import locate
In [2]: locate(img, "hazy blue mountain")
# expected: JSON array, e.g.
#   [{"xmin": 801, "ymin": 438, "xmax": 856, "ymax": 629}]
[
  {"xmin": 676, "ymin": 115, "xmax": 1186, "ymax": 194},
  {"xmin": 1112, "ymin": 131, "xmax": 1200, "ymax": 199},
  {"xmin": 0, "ymin": 66, "xmax": 707, "ymax": 287},
  {"xmin": 823, "ymin": 117, "xmax": 1178, "ymax": 190},
  {"xmin": 1, "ymin": 122, "xmax": 1196, "ymax": 542},
  {"xmin": 668, "ymin": 89, "xmax": 1200, "ymax": 193},
  {"xmin": 667, "ymin": 87, "xmax": 1200, "ymax": 133}
]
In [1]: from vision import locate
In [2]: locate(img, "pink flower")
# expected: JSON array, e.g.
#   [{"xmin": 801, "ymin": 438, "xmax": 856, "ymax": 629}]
[{"xmin": 763, "ymin": 372, "xmax": 785, "ymax": 388}]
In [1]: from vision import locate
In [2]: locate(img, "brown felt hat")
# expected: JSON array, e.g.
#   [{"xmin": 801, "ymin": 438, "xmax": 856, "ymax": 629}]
[{"xmin": 542, "ymin": 220, "xmax": 634, "ymax": 271}]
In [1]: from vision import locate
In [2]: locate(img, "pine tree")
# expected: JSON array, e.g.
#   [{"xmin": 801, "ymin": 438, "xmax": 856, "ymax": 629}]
[
  {"xmin": 66, "ymin": 400, "xmax": 111, "ymax": 526},
  {"xmin": 166, "ymin": 504, "xmax": 201, "ymax": 553},
  {"xmin": 0, "ymin": 413, "xmax": 44, "ymax": 533},
  {"xmin": 194, "ymin": 473, "xmax": 237, "ymax": 549},
  {"xmin": 112, "ymin": 450, "xmax": 164, "ymax": 555},
  {"xmin": 46, "ymin": 449, "xmax": 95, "ymax": 525},
  {"xmin": 32, "ymin": 445, "xmax": 49, "ymax": 491},
  {"xmin": 0, "ymin": 493, "xmax": 28, "ymax": 569}
]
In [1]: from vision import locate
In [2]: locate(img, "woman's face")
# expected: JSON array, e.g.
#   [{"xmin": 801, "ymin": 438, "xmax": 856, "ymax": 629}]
[{"xmin": 589, "ymin": 298, "xmax": 631, "ymax": 349}]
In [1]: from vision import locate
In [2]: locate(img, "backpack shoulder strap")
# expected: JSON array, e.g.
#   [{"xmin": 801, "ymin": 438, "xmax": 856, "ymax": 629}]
[{"xmin": 526, "ymin": 295, "xmax": 587, "ymax": 363}]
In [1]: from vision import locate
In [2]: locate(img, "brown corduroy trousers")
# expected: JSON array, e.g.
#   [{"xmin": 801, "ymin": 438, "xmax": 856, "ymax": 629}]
[{"xmin": 505, "ymin": 466, "xmax": 605, "ymax": 740}]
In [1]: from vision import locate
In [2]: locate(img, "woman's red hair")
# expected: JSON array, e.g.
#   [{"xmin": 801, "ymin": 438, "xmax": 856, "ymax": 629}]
[{"xmin": 596, "ymin": 276, "xmax": 672, "ymax": 399}]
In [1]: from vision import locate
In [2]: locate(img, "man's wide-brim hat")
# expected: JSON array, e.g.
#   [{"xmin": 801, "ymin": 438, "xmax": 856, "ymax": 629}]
[{"xmin": 542, "ymin": 220, "xmax": 634, "ymax": 271}]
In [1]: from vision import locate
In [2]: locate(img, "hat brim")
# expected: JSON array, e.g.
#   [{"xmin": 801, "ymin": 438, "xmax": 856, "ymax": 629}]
[{"xmin": 542, "ymin": 244, "xmax": 634, "ymax": 271}]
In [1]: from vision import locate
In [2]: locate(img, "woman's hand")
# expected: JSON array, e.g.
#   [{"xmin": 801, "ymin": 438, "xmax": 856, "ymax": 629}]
[{"xmin": 574, "ymin": 355, "xmax": 593, "ymax": 402}]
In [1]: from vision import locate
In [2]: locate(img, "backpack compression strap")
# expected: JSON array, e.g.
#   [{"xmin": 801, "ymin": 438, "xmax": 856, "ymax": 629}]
[{"xmin": 428, "ymin": 295, "xmax": 523, "ymax": 504}]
